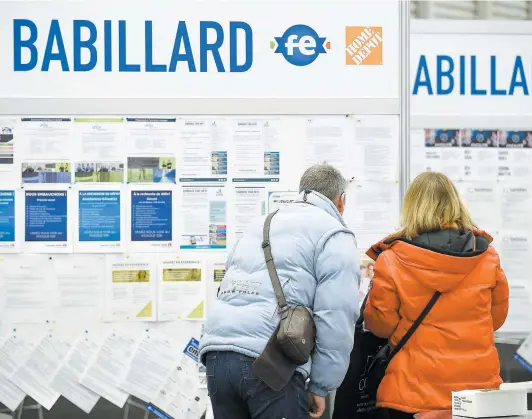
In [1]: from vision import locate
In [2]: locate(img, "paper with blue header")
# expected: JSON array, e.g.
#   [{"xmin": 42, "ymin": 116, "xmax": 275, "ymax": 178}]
[{"xmin": 75, "ymin": 188, "xmax": 124, "ymax": 253}]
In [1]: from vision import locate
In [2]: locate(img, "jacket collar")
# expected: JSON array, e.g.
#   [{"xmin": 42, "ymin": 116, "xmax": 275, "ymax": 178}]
[
  {"xmin": 366, "ymin": 229, "xmax": 493, "ymax": 261},
  {"xmin": 296, "ymin": 190, "xmax": 347, "ymax": 228}
]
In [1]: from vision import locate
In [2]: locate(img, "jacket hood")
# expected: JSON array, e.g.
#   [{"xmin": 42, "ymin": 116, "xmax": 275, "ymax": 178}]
[
  {"xmin": 366, "ymin": 229, "xmax": 493, "ymax": 293},
  {"xmin": 295, "ymin": 190, "xmax": 348, "ymax": 228}
]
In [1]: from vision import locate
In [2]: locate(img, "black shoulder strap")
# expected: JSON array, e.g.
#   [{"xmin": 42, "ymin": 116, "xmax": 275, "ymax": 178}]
[
  {"xmin": 357, "ymin": 293, "xmax": 370, "ymax": 327},
  {"xmin": 262, "ymin": 210, "xmax": 287, "ymax": 310},
  {"xmin": 388, "ymin": 291, "xmax": 441, "ymax": 359}
]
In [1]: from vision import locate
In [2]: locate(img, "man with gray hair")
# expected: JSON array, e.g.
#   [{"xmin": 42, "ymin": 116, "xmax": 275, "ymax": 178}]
[{"xmin": 200, "ymin": 164, "xmax": 360, "ymax": 418}]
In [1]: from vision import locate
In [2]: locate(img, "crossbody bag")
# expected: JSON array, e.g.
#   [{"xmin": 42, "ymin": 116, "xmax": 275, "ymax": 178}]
[{"xmin": 252, "ymin": 209, "xmax": 316, "ymax": 390}]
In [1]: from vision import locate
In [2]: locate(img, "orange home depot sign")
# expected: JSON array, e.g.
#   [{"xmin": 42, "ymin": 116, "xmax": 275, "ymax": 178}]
[{"xmin": 345, "ymin": 26, "xmax": 383, "ymax": 65}]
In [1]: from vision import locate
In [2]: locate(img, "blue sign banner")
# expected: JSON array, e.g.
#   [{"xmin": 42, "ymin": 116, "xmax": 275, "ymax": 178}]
[
  {"xmin": 412, "ymin": 55, "xmax": 530, "ymax": 96},
  {"xmin": 131, "ymin": 191, "xmax": 172, "ymax": 241},
  {"xmin": 183, "ymin": 337, "xmax": 200, "ymax": 362},
  {"xmin": 0, "ymin": 191, "xmax": 15, "ymax": 242},
  {"xmin": 79, "ymin": 191, "xmax": 120, "ymax": 241},
  {"xmin": 25, "ymin": 190, "xmax": 67, "ymax": 242},
  {"xmin": 13, "ymin": 19, "xmax": 253, "ymax": 73}
]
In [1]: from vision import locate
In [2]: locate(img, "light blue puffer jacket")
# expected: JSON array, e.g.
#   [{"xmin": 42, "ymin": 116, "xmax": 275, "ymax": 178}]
[{"xmin": 199, "ymin": 190, "xmax": 360, "ymax": 397}]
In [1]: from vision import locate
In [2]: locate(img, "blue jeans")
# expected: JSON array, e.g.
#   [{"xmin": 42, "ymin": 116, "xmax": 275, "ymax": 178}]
[{"xmin": 205, "ymin": 351, "xmax": 309, "ymax": 419}]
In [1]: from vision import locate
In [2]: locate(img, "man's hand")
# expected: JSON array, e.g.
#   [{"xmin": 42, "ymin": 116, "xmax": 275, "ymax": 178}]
[{"xmin": 309, "ymin": 393, "xmax": 326, "ymax": 418}]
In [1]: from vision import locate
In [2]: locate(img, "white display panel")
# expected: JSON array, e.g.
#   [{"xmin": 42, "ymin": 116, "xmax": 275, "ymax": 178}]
[
  {"xmin": 0, "ymin": 0, "xmax": 405, "ymax": 413},
  {"xmin": 411, "ymin": 19, "xmax": 532, "ymax": 338}
]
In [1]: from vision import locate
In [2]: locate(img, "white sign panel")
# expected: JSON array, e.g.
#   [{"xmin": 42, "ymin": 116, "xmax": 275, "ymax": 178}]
[
  {"xmin": 411, "ymin": 22, "xmax": 532, "ymax": 115},
  {"xmin": 0, "ymin": 0, "xmax": 399, "ymax": 99}
]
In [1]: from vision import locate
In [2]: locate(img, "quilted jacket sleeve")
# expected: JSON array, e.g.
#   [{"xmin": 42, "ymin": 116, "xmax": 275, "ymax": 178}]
[
  {"xmin": 364, "ymin": 253, "xmax": 400, "ymax": 339},
  {"xmin": 491, "ymin": 264, "xmax": 509, "ymax": 331}
]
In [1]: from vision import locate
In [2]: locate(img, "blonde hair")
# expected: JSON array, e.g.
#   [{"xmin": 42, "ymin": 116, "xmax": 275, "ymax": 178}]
[{"xmin": 398, "ymin": 172, "xmax": 476, "ymax": 240}]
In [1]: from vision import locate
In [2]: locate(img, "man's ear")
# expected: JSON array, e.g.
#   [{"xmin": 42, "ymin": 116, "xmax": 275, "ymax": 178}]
[{"xmin": 336, "ymin": 193, "xmax": 345, "ymax": 214}]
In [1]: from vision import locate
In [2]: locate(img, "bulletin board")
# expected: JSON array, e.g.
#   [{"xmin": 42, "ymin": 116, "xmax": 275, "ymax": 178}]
[
  {"xmin": 0, "ymin": 0, "xmax": 409, "ymax": 415},
  {"xmin": 410, "ymin": 19, "xmax": 532, "ymax": 340}
]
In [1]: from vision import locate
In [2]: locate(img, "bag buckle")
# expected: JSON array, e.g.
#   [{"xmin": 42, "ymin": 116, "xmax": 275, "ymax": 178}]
[{"xmin": 262, "ymin": 240, "xmax": 270, "ymax": 249}]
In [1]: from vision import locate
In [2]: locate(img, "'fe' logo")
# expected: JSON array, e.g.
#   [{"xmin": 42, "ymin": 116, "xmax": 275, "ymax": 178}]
[{"xmin": 272, "ymin": 25, "xmax": 330, "ymax": 66}]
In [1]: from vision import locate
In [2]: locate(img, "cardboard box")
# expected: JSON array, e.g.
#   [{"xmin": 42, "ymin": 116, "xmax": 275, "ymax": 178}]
[{"xmin": 452, "ymin": 389, "xmax": 527, "ymax": 418}]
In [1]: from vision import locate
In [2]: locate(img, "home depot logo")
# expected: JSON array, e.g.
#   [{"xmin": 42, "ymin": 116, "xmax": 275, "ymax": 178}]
[{"xmin": 345, "ymin": 26, "xmax": 383, "ymax": 65}]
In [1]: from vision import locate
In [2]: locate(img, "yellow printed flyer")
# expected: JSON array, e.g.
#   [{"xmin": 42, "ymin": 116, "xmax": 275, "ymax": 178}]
[
  {"xmin": 158, "ymin": 259, "xmax": 205, "ymax": 321},
  {"xmin": 105, "ymin": 257, "xmax": 156, "ymax": 322}
]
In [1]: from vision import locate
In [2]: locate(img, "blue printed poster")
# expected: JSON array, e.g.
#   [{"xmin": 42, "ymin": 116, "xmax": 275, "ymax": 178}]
[
  {"xmin": 0, "ymin": 190, "xmax": 16, "ymax": 251},
  {"xmin": 131, "ymin": 190, "xmax": 173, "ymax": 251},
  {"xmin": 25, "ymin": 190, "xmax": 70, "ymax": 252},
  {"xmin": 77, "ymin": 190, "xmax": 122, "ymax": 251}
]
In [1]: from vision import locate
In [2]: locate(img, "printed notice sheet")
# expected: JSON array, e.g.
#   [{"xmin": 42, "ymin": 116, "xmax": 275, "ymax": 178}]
[
  {"xmin": 105, "ymin": 257, "xmax": 157, "ymax": 322},
  {"xmin": 24, "ymin": 189, "xmax": 72, "ymax": 253},
  {"xmin": 497, "ymin": 235, "xmax": 532, "ymax": 336},
  {"xmin": 304, "ymin": 116, "xmax": 353, "ymax": 176},
  {"xmin": 52, "ymin": 255, "xmax": 105, "ymax": 322},
  {"xmin": 0, "ymin": 332, "xmax": 35, "ymax": 379},
  {"xmin": 498, "ymin": 130, "xmax": 532, "ymax": 179},
  {"xmin": 0, "ymin": 254, "xmax": 54, "ymax": 323},
  {"xmin": 0, "ymin": 119, "xmax": 15, "ymax": 171},
  {"xmin": 80, "ymin": 332, "xmax": 136, "ymax": 408},
  {"xmin": 0, "ymin": 189, "xmax": 21, "ymax": 253},
  {"xmin": 500, "ymin": 185, "xmax": 532, "ymax": 232},
  {"xmin": 20, "ymin": 118, "xmax": 71, "ymax": 160},
  {"xmin": 234, "ymin": 187, "xmax": 266, "ymax": 242},
  {"xmin": 178, "ymin": 118, "xmax": 228, "ymax": 181},
  {"xmin": 129, "ymin": 188, "xmax": 175, "ymax": 252},
  {"xmin": 268, "ymin": 191, "xmax": 299, "ymax": 213},
  {"xmin": 126, "ymin": 118, "xmax": 177, "ymax": 155},
  {"xmin": 49, "ymin": 334, "xmax": 101, "ymax": 413},
  {"xmin": 10, "ymin": 334, "xmax": 69, "ymax": 410},
  {"xmin": 455, "ymin": 183, "xmax": 500, "ymax": 235},
  {"xmin": 158, "ymin": 259, "xmax": 205, "ymax": 321},
  {"xmin": 232, "ymin": 118, "xmax": 280, "ymax": 182},
  {"xmin": 352, "ymin": 115, "xmax": 399, "ymax": 181},
  {"xmin": 74, "ymin": 118, "xmax": 125, "ymax": 161},
  {"xmin": 410, "ymin": 129, "xmax": 463, "ymax": 181},
  {"xmin": 0, "ymin": 333, "xmax": 29, "ymax": 411},
  {"xmin": 180, "ymin": 185, "xmax": 227, "ymax": 250},
  {"xmin": 0, "ymin": 372, "xmax": 25, "ymax": 412},
  {"xmin": 498, "ymin": 235, "xmax": 531, "ymax": 283},
  {"xmin": 119, "ymin": 329, "xmax": 181, "ymax": 403},
  {"xmin": 75, "ymin": 187, "xmax": 125, "ymax": 253},
  {"xmin": 461, "ymin": 129, "xmax": 499, "ymax": 181},
  {"xmin": 343, "ymin": 181, "xmax": 400, "ymax": 250},
  {"xmin": 147, "ymin": 338, "xmax": 209, "ymax": 419},
  {"xmin": 499, "ymin": 285, "xmax": 532, "ymax": 336}
]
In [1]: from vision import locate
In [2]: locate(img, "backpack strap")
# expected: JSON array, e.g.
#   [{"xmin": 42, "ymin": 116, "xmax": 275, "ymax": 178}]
[{"xmin": 388, "ymin": 291, "xmax": 441, "ymax": 359}]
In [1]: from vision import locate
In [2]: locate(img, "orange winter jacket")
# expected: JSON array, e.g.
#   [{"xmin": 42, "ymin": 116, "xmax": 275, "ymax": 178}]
[{"xmin": 364, "ymin": 229, "xmax": 509, "ymax": 414}]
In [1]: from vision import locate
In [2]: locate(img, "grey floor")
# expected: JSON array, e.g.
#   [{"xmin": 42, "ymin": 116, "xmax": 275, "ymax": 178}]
[{"xmin": 3, "ymin": 343, "xmax": 531, "ymax": 419}]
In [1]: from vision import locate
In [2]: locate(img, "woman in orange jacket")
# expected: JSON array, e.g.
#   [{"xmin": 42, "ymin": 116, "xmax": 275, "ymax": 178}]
[{"xmin": 364, "ymin": 172, "xmax": 509, "ymax": 419}]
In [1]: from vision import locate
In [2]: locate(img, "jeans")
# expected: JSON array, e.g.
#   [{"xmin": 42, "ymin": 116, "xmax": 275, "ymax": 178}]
[{"xmin": 205, "ymin": 351, "xmax": 309, "ymax": 419}]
